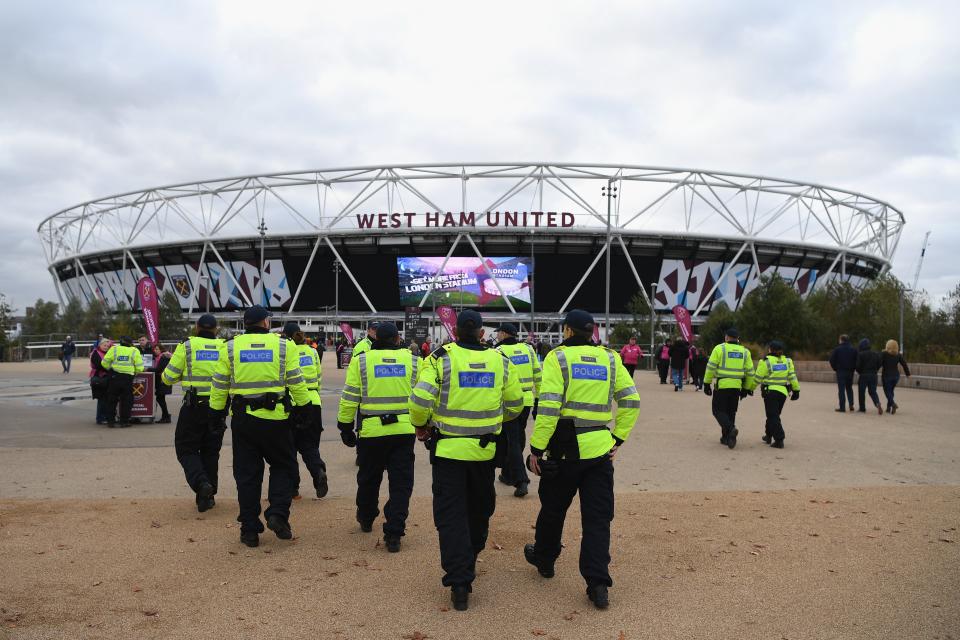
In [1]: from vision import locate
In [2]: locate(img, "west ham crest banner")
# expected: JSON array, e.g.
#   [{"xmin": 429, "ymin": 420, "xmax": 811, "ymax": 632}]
[{"xmin": 137, "ymin": 276, "xmax": 160, "ymax": 345}]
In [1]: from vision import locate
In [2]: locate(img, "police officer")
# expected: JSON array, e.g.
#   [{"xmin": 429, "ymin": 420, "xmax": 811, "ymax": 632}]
[
  {"xmin": 494, "ymin": 322, "xmax": 541, "ymax": 497},
  {"xmin": 101, "ymin": 335, "xmax": 144, "ymax": 428},
  {"xmin": 523, "ymin": 310, "xmax": 640, "ymax": 610},
  {"xmin": 209, "ymin": 305, "xmax": 312, "ymax": 547},
  {"xmin": 351, "ymin": 321, "xmax": 379, "ymax": 357},
  {"xmin": 337, "ymin": 322, "xmax": 417, "ymax": 552},
  {"xmin": 702, "ymin": 328, "xmax": 755, "ymax": 449},
  {"xmin": 754, "ymin": 340, "xmax": 800, "ymax": 449},
  {"xmin": 161, "ymin": 314, "xmax": 227, "ymax": 512},
  {"xmin": 408, "ymin": 309, "xmax": 524, "ymax": 611},
  {"xmin": 282, "ymin": 321, "xmax": 329, "ymax": 499}
]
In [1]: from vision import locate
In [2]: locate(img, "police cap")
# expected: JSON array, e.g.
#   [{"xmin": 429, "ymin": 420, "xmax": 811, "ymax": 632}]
[
  {"xmin": 725, "ymin": 327, "xmax": 740, "ymax": 339},
  {"xmin": 563, "ymin": 309, "xmax": 595, "ymax": 332},
  {"xmin": 282, "ymin": 321, "xmax": 301, "ymax": 337},
  {"xmin": 243, "ymin": 305, "xmax": 273, "ymax": 324},
  {"xmin": 496, "ymin": 322, "xmax": 518, "ymax": 336},
  {"xmin": 457, "ymin": 309, "xmax": 483, "ymax": 330},
  {"xmin": 376, "ymin": 322, "xmax": 399, "ymax": 341},
  {"xmin": 197, "ymin": 313, "xmax": 217, "ymax": 329},
  {"xmin": 769, "ymin": 339, "xmax": 785, "ymax": 352}
]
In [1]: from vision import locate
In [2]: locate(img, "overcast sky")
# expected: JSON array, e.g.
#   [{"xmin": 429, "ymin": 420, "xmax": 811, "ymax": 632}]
[{"xmin": 1, "ymin": 0, "xmax": 957, "ymax": 312}]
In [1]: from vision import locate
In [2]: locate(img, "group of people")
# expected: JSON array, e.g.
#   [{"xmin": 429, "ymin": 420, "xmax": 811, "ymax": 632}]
[
  {"xmin": 654, "ymin": 338, "xmax": 708, "ymax": 391},
  {"xmin": 88, "ymin": 335, "xmax": 173, "ymax": 426},
  {"xmin": 152, "ymin": 305, "xmax": 638, "ymax": 612},
  {"xmin": 829, "ymin": 335, "xmax": 911, "ymax": 414}
]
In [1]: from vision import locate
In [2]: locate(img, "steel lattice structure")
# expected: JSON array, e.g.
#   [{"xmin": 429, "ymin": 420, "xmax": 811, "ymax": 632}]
[{"xmin": 37, "ymin": 163, "xmax": 905, "ymax": 322}]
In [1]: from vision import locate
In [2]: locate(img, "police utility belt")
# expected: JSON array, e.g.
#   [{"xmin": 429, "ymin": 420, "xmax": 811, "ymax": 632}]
[
  {"xmin": 433, "ymin": 429, "xmax": 497, "ymax": 448},
  {"xmin": 358, "ymin": 413, "xmax": 401, "ymax": 431},
  {"xmin": 232, "ymin": 392, "xmax": 292, "ymax": 414},
  {"xmin": 183, "ymin": 387, "xmax": 210, "ymax": 408},
  {"xmin": 545, "ymin": 418, "xmax": 608, "ymax": 461}
]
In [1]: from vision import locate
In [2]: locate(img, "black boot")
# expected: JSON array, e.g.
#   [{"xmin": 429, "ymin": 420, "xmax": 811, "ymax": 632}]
[
  {"xmin": 514, "ymin": 482, "xmax": 529, "ymax": 498},
  {"xmin": 727, "ymin": 428, "xmax": 738, "ymax": 449},
  {"xmin": 196, "ymin": 482, "xmax": 216, "ymax": 513},
  {"xmin": 384, "ymin": 534, "xmax": 401, "ymax": 553},
  {"xmin": 524, "ymin": 543, "xmax": 555, "ymax": 578},
  {"xmin": 314, "ymin": 470, "xmax": 329, "ymax": 499},
  {"xmin": 240, "ymin": 531, "xmax": 259, "ymax": 548},
  {"xmin": 761, "ymin": 434, "xmax": 772, "ymax": 444},
  {"xmin": 266, "ymin": 515, "xmax": 292, "ymax": 540},
  {"xmin": 587, "ymin": 584, "xmax": 609, "ymax": 609},
  {"xmin": 771, "ymin": 440, "xmax": 784, "ymax": 449},
  {"xmin": 451, "ymin": 585, "xmax": 470, "ymax": 611}
]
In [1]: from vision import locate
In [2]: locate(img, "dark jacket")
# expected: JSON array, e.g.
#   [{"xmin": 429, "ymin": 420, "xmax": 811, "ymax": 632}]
[
  {"xmin": 153, "ymin": 352, "xmax": 173, "ymax": 394},
  {"xmin": 668, "ymin": 340, "xmax": 689, "ymax": 368},
  {"xmin": 829, "ymin": 341, "xmax": 858, "ymax": 371},
  {"xmin": 855, "ymin": 339, "xmax": 881, "ymax": 376},
  {"xmin": 61, "ymin": 340, "xmax": 76, "ymax": 357},
  {"xmin": 880, "ymin": 352, "xmax": 910, "ymax": 378}
]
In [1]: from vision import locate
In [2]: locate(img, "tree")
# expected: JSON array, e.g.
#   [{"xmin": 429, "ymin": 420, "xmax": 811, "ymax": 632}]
[
  {"xmin": 156, "ymin": 290, "xmax": 189, "ymax": 344},
  {"xmin": 58, "ymin": 297, "xmax": 85, "ymax": 336},
  {"xmin": 23, "ymin": 299, "xmax": 59, "ymax": 337},
  {"xmin": 80, "ymin": 298, "xmax": 111, "ymax": 339},
  {"xmin": 611, "ymin": 291, "xmax": 653, "ymax": 347},
  {"xmin": 737, "ymin": 274, "xmax": 814, "ymax": 354},
  {"xmin": 108, "ymin": 303, "xmax": 142, "ymax": 340},
  {"xmin": 698, "ymin": 302, "xmax": 737, "ymax": 351},
  {"xmin": 0, "ymin": 293, "xmax": 13, "ymax": 353}
]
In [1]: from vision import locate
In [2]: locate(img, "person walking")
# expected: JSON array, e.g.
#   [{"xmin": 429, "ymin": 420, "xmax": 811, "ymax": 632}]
[
  {"xmin": 619, "ymin": 336, "xmax": 643, "ymax": 379},
  {"xmin": 828, "ymin": 335, "xmax": 858, "ymax": 413},
  {"xmin": 209, "ymin": 305, "xmax": 312, "ymax": 547},
  {"xmin": 495, "ymin": 322, "xmax": 542, "ymax": 498},
  {"xmin": 162, "ymin": 315, "xmax": 227, "ymax": 512},
  {"xmin": 89, "ymin": 339, "xmax": 113, "ymax": 424},
  {"xmin": 421, "ymin": 335, "xmax": 433, "ymax": 358},
  {"xmin": 337, "ymin": 322, "xmax": 417, "ymax": 552},
  {"xmin": 101, "ymin": 336, "xmax": 144, "ymax": 428},
  {"xmin": 880, "ymin": 339, "xmax": 911, "ymax": 414},
  {"xmin": 522, "ymin": 309, "xmax": 640, "ymax": 610},
  {"xmin": 855, "ymin": 339, "xmax": 883, "ymax": 415},
  {"xmin": 702, "ymin": 328, "xmax": 754, "ymax": 448},
  {"xmin": 336, "ymin": 338, "xmax": 346, "ymax": 369},
  {"xmin": 352, "ymin": 322, "xmax": 379, "ymax": 357},
  {"xmin": 152, "ymin": 344, "xmax": 173, "ymax": 423},
  {"xmin": 283, "ymin": 321, "xmax": 329, "ymax": 500},
  {"xmin": 690, "ymin": 344, "xmax": 708, "ymax": 391},
  {"xmin": 753, "ymin": 340, "xmax": 800, "ymax": 449},
  {"xmin": 656, "ymin": 339, "xmax": 671, "ymax": 384},
  {"xmin": 669, "ymin": 338, "xmax": 689, "ymax": 391},
  {"xmin": 60, "ymin": 336, "xmax": 76, "ymax": 373},
  {"xmin": 408, "ymin": 309, "xmax": 524, "ymax": 611}
]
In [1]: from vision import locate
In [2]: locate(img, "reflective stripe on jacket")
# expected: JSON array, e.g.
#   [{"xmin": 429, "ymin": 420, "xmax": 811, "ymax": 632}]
[
  {"xmin": 495, "ymin": 341, "xmax": 542, "ymax": 407},
  {"xmin": 338, "ymin": 348, "xmax": 418, "ymax": 438},
  {"xmin": 101, "ymin": 344, "xmax": 144, "ymax": 376},
  {"xmin": 754, "ymin": 355, "xmax": 799, "ymax": 396},
  {"xmin": 295, "ymin": 343, "xmax": 322, "ymax": 405},
  {"xmin": 531, "ymin": 344, "xmax": 640, "ymax": 460},
  {"xmin": 703, "ymin": 343, "xmax": 755, "ymax": 390}
]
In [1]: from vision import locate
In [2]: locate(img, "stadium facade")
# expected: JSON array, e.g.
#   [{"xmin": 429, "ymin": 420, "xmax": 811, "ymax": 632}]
[{"xmin": 37, "ymin": 163, "xmax": 904, "ymax": 336}]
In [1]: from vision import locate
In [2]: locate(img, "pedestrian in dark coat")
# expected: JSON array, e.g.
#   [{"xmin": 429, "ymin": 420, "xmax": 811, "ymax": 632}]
[
  {"xmin": 855, "ymin": 338, "xmax": 883, "ymax": 415},
  {"xmin": 828, "ymin": 334, "xmax": 858, "ymax": 412},
  {"xmin": 880, "ymin": 339, "xmax": 911, "ymax": 414}
]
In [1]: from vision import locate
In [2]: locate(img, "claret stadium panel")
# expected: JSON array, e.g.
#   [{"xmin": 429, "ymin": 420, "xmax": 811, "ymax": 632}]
[{"xmin": 37, "ymin": 163, "xmax": 904, "ymax": 325}]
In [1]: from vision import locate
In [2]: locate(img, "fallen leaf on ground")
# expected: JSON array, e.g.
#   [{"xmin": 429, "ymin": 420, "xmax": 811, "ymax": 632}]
[
  {"xmin": 492, "ymin": 543, "xmax": 504, "ymax": 550},
  {"xmin": 402, "ymin": 633, "xmax": 431, "ymax": 640},
  {"xmin": 531, "ymin": 631, "xmax": 547, "ymax": 637},
  {"xmin": 92, "ymin": 581, "xmax": 102, "ymax": 586},
  {"xmin": 150, "ymin": 521, "xmax": 162, "ymax": 528},
  {"xmin": 142, "ymin": 610, "xmax": 159, "ymax": 617},
  {"xmin": 718, "ymin": 513, "xmax": 729, "ymax": 518}
]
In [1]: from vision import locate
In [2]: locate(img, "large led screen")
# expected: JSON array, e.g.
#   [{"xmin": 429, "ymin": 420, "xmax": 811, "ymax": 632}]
[{"xmin": 397, "ymin": 257, "xmax": 532, "ymax": 310}]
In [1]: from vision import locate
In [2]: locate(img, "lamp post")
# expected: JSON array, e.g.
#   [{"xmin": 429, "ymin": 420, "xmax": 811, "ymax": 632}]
[
  {"xmin": 529, "ymin": 228, "xmax": 535, "ymax": 340},
  {"xmin": 601, "ymin": 180, "xmax": 617, "ymax": 345},
  {"xmin": 332, "ymin": 260, "xmax": 340, "ymax": 342},
  {"xmin": 257, "ymin": 219, "xmax": 267, "ymax": 307},
  {"xmin": 649, "ymin": 282, "xmax": 657, "ymax": 369},
  {"xmin": 899, "ymin": 286, "xmax": 908, "ymax": 356}
]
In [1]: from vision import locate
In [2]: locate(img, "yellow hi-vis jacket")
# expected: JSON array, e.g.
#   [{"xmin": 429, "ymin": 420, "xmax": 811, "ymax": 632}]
[
  {"xmin": 495, "ymin": 340, "xmax": 542, "ymax": 407},
  {"xmin": 295, "ymin": 342, "xmax": 322, "ymax": 406},
  {"xmin": 209, "ymin": 331, "xmax": 311, "ymax": 421},
  {"xmin": 338, "ymin": 348, "xmax": 418, "ymax": 438},
  {"xmin": 408, "ymin": 342, "xmax": 524, "ymax": 462},
  {"xmin": 161, "ymin": 336, "xmax": 226, "ymax": 396},
  {"xmin": 530, "ymin": 342, "xmax": 640, "ymax": 460},
  {"xmin": 101, "ymin": 344, "xmax": 144, "ymax": 376},
  {"xmin": 703, "ymin": 342, "xmax": 755, "ymax": 390},
  {"xmin": 754, "ymin": 354, "xmax": 800, "ymax": 397},
  {"xmin": 352, "ymin": 336, "xmax": 373, "ymax": 356}
]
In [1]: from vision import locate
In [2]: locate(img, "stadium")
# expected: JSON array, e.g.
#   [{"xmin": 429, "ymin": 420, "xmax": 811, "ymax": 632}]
[{"xmin": 36, "ymin": 163, "xmax": 905, "ymax": 339}]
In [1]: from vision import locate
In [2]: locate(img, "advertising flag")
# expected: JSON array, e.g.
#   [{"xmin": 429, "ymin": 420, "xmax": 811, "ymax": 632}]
[
  {"xmin": 339, "ymin": 322, "xmax": 355, "ymax": 345},
  {"xmin": 592, "ymin": 324, "xmax": 601, "ymax": 345},
  {"xmin": 436, "ymin": 305, "xmax": 458, "ymax": 339},
  {"xmin": 136, "ymin": 276, "xmax": 160, "ymax": 345},
  {"xmin": 672, "ymin": 305, "xmax": 694, "ymax": 342}
]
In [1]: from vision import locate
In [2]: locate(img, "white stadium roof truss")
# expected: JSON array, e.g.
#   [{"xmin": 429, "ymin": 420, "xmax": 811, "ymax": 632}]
[{"xmin": 38, "ymin": 163, "xmax": 904, "ymax": 317}]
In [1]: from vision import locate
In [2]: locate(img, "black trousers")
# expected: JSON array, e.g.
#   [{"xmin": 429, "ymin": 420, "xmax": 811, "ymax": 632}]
[
  {"xmin": 624, "ymin": 364, "xmax": 636, "ymax": 378},
  {"xmin": 836, "ymin": 370, "xmax": 854, "ymax": 409},
  {"xmin": 763, "ymin": 391, "xmax": 787, "ymax": 442},
  {"xmin": 174, "ymin": 401, "xmax": 225, "ymax": 493},
  {"xmin": 156, "ymin": 393, "xmax": 170, "ymax": 419},
  {"xmin": 858, "ymin": 374, "xmax": 880, "ymax": 410},
  {"xmin": 534, "ymin": 456, "xmax": 615, "ymax": 587},
  {"xmin": 711, "ymin": 387, "xmax": 741, "ymax": 438},
  {"xmin": 292, "ymin": 405, "xmax": 326, "ymax": 492},
  {"xmin": 657, "ymin": 360, "xmax": 669, "ymax": 383},
  {"xmin": 500, "ymin": 406, "xmax": 531, "ymax": 487},
  {"xmin": 357, "ymin": 434, "xmax": 416, "ymax": 537},
  {"xmin": 431, "ymin": 457, "xmax": 496, "ymax": 588},
  {"xmin": 231, "ymin": 412, "xmax": 298, "ymax": 534},
  {"xmin": 106, "ymin": 374, "xmax": 134, "ymax": 423}
]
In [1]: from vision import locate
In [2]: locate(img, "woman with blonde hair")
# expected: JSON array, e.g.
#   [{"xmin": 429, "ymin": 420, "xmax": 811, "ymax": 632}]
[{"xmin": 880, "ymin": 339, "xmax": 911, "ymax": 414}]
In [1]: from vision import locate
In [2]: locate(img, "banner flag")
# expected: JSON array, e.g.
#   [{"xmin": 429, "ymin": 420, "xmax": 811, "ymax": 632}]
[
  {"xmin": 672, "ymin": 305, "xmax": 694, "ymax": 342},
  {"xmin": 592, "ymin": 323, "xmax": 601, "ymax": 345},
  {"xmin": 339, "ymin": 322, "xmax": 355, "ymax": 345},
  {"xmin": 136, "ymin": 277, "xmax": 160, "ymax": 345},
  {"xmin": 436, "ymin": 305, "xmax": 458, "ymax": 339}
]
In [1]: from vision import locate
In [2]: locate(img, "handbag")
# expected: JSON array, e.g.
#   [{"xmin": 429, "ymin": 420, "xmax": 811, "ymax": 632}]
[{"xmin": 90, "ymin": 375, "xmax": 108, "ymax": 399}]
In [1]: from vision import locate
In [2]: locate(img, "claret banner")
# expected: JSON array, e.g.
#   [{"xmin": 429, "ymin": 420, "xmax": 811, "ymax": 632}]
[{"xmin": 137, "ymin": 276, "xmax": 160, "ymax": 345}]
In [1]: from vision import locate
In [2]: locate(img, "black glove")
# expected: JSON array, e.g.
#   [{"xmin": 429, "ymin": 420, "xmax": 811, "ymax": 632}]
[
  {"xmin": 539, "ymin": 458, "xmax": 560, "ymax": 480},
  {"xmin": 290, "ymin": 405, "xmax": 310, "ymax": 430},
  {"xmin": 337, "ymin": 421, "xmax": 357, "ymax": 447},
  {"xmin": 703, "ymin": 385, "xmax": 712, "ymax": 397},
  {"xmin": 531, "ymin": 398, "xmax": 539, "ymax": 419},
  {"xmin": 760, "ymin": 386, "xmax": 768, "ymax": 399},
  {"xmin": 207, "ymin": 408, "xmax": 227, "ymax": 431},
  {"xmin": 790, "ymin": 390, "xmax": 800, "ymax": 401}
]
